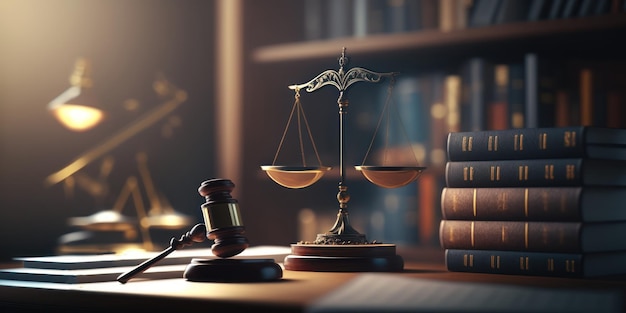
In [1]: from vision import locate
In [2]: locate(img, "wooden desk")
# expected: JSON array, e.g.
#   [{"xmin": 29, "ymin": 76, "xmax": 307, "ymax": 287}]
[{"xmin": 1, "ymin": 247, "xmax": 626, "ymax": 312}]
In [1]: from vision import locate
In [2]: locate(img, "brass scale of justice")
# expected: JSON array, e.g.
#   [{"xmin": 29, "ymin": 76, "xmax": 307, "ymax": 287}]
[
  {"xmin": 118, "ymin": 48, "xmax": 426, "ymax": 283},
  {"xmin": 261, "ymin": 48, "xmax": 426, "ymax": 272}
]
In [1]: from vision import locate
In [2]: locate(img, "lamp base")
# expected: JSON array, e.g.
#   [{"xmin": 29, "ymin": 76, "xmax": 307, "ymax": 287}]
[
  {"xmin": 183, "ymin": 258, "xmax": 283, "ymax": 282},
  {"xmin": 283, "ymin": 243, "xmax": 403, "ymax": 272}
]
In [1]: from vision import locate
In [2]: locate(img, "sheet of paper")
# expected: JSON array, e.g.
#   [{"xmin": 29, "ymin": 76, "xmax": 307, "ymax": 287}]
[{"xmin": 307, "ymin": 273, "xmax": 621, "ymax": 313}]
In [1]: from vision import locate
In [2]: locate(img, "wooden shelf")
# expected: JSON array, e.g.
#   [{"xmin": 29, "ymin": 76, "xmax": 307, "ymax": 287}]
[{"xmin": 253, "ymin": 14, "xmax": 626, "ymax": 63}]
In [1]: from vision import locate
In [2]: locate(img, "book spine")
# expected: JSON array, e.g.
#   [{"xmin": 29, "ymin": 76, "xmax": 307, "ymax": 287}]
[
  {"xmin": 439, "ymin": 220, "xmax": 583, "ymax": 252},
  {"xmin": 446, "ymin": 126, "xmax": 586, "ymax": 161},
  {"xmin": 487, "ymin": 64, "xmax": 509, "ymax": 130},
  {"xmin": 580, "ymin": 67, "xmax": 594, "ymax": 126},
  {"xmin": 525, "ymin": 53, "xmax": 539, "ymax": 127},
  {"xmin": 445, "ymin": 249, "xmax": 584, "ymax": 277},
  {"xmin": 468, "ymin": 57, "xmax": 487, "ymax": 131},
  {"xmin": 507, "ymin": 62, "xmax": 525, "ymax": 128},
  {"xmin": 445, "ymin": 158, "xmax": 598, "ymax": 187},
  {"xmin": 440, "ymin": 187, "xmax": 583, "ymax": 221}
]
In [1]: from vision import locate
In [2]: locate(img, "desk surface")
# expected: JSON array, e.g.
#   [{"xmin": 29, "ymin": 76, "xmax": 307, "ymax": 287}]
[{"xmin": 2, "ymin": 247, "xmax": 626, "ymax": 312}]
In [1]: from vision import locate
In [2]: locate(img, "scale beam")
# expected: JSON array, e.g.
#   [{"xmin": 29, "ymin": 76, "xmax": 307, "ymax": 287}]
[{"xmin": 288, "ymin": 67, "xmax": 397, "ymax": 93}]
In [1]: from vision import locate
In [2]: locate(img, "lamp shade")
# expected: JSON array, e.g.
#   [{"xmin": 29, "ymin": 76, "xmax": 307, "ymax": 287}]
[{"xmin": 48, "ymin": 58, "xmax": 104, "ymax": 132}]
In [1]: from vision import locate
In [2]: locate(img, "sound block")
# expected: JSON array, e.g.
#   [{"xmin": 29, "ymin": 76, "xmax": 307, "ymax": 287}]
[
  {"xmin": 284, "ymin": 243, "xmax": 404, "ymax": 272},
  {"xmin": 183, "ymin": 258, "xmax": 282, "ymax": 282}
]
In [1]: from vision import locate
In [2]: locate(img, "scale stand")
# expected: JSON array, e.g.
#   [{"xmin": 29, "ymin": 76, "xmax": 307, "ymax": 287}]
[{"xmin": 262, "ymin": 48, "xmax": 425, "ymax": 272}]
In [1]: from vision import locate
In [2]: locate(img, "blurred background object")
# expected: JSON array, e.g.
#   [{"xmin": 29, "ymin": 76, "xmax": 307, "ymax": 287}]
[{"xmin": 0, "ymin": 0, "xmax": 215, "ymax": 260}]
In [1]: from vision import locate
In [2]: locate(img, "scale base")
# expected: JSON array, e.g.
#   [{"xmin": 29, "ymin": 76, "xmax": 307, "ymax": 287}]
[
  {"xmin": 183, "ymin": 258, "xmax": 283, "ymax": 282},
  {"xmin": 284, "ymin": 243, "xmax": 404, "ymax": 272}
]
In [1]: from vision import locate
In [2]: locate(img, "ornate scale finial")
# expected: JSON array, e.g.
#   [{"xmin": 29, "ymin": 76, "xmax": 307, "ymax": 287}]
[{"xmin": 338, "ymin": 47, "xmax": 348, "ymax": 71}]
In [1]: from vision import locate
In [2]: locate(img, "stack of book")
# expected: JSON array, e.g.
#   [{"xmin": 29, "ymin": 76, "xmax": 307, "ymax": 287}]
[{"xmin": 439, "ymin": 126, "xmax": 626, "ymax": 277}]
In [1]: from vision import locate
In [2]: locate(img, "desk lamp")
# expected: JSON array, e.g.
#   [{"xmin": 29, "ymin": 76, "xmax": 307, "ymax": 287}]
[
  {"xmin": 49, "ymin": 71, "xmax": 193, "ymax": 253},
  {"xmin": 48, "ymin": 58, "xmax": 104, "ymax": 132}
]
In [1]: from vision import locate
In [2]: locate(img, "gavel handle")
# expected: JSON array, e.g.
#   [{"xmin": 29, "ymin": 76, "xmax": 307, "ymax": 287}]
[
  {"xmin": 116, "ymin": 223, "xmax": 206, "ymax": 284},
  {"xmin": 117, "ymin": 245, "xmax": 175, "ymax": 284}
]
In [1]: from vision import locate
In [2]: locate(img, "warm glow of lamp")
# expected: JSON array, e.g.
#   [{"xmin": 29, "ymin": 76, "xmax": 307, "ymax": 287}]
[{"xmin": 48, "ymin": 58, "xmax": 104, "ymax": 132}]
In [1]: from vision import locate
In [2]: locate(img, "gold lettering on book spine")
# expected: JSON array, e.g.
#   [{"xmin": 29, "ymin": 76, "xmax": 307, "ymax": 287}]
[
  {"xmin": 463, "ymin": 166, "xmax": 474, "ymax": 181},
  {"xmin": 451, "ymin": 193, "xmax": 458, "ymax": 212},
  {"xmin": 539, "ymin": 132, "xmax": 548, "ymax": 150},
  {"xmin": 514, "ymin": 134, "xmax": 524, "ymax": 151},
  {"xmin": 463, "ymin": 254, "xmax": 474, "ymax": 267},
  {"xmin": 497, "ymin": 191, "xmax": 507, "ymax": 212},
  {"xmin": 564, "ymin": 131, "xmax": 576, "ymax": 147},
  {"xmin": 547, "ymin": 258, "xmax": 555, "ymax": 271},
  {"xmin": 472, "ymin": 188, "xmax": 477, "ymax": 217},
  {"xmin": 524, "ymin": 222, "xmax": 529, "ymax": 249},
  {"xmin": 490, "ymin": 255, "xmax": 501, "ymax": 269},
  {"xmin": 542, "ymin": 190, "xmax": 550, "ymax": 211},
  {"xmin": 488, "ymin": 135, "xmax": 498, "ymax": 151},
  {"xmin": 490, "ymin": 166, "xmax": 500, "ymax": 181},
  {"xmin": 501, "ymin": 225, "xmax": 506, "ymax": 243},
  {"xmin": 544, "ymin": 164, "xmax": 555, "ymax": 180},
  {"xmin": 524, "ymin": 188, "xmax": 529, "ymax": 217},
  {"xmin": 470, "ymin": 221, "xmax": 475, "ymax": 248},
  {"xmin": 462, "ymin": 136, "xmax": 473, "ymax": 152},
  {"xmin": 566, "ymin": 260, "xmax": 576, "ymax": 272},
  {"xmin": 518, "ymin": 165, "xmax": 528, "ymax": 181},
  {"xmin": 566, "ymin": 164, "xmax": 576, "ymax": 180},
  {"xmin": 520, "ymin": 257, "xmax": 529, "ymax": 270},
  {"xmin": 448, "ymin": 225, "xmax": 455, "ymax": 243}
]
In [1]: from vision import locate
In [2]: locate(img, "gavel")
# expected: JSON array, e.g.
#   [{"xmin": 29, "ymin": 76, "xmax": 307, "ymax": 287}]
[{"xmin": 117, "ymin": 178, "xmax": 280, "ymax": 283}]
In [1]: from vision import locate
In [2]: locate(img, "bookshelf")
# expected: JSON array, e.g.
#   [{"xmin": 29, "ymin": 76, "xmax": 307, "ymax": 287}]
[
  {"xmin": 253, "ymin": 14, "xmax": 626, "ymax": 64},
  {"xmin": 234, "ymin": 0, "xmax": 626, "ymax": 250}
]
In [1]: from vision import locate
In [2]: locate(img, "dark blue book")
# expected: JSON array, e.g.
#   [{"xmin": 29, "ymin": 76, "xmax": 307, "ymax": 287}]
[
  {"xmin": 469, "ymin": 0, "xmax": 502, "ymax": 27},
  {"xmin": 577, "ymin": 0, "xmax": 594, "ymax": 16},
  {"xmin": 547, "ymin": 0, "xmax": 565, "ymax": 19},
  {"xmin": 527, "ymin": 0, "xmax": 550, "ymax": 21},
  {"xmin": 507, "ymin": 63, "xmax": 525, "ymax": 128},
  {"xmin": 459, "ymin": 57, "xmax": 491, "ymax": 131},
  {"xmin": 593, "ymin": 0, "xmax": 609, "ymax": 14},
  {"xmin": 445, "ymin": 249, "xmax": 626, "ymax": 277},
  {"xmin": 445, "ymin": 158, "xmax": 626, "ymax": 187},
  {"xmin": 524, "ymin": 53, "xmax": 541, "ymax": 128},
  {"xmin": 446, "ymin": 126, "xmax": 626, "ymax": 161},
  {"xmin": 561, "ymin": 0, "xmax": 581, "ymax": 18},
  {"xmin": 494, "ymin": 0, "xmax": 530, "ymax": 24},
  {"xmin": 440, "ymin": 220, "xmax": 626, "ymax": 252},
  {"xmin": 441, "ymin": 186, "xmax": 626, "ymax": 222},
  {"xmin": 525, "ymin": 53, "xmax": 558, "ymax": 128},
  {"xmin": 327, "ymin": 0, "xmax": 352, "ymax": 38}
]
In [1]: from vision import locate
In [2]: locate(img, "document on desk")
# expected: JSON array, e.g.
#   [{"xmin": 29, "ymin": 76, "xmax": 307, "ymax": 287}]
[
  {"xmin": 0, "ymin": 245, "xmax": 291, "ymax": 284},
  {"xmin": 307, "ymin": 273, "xmax": 621, "ymax": 313}
]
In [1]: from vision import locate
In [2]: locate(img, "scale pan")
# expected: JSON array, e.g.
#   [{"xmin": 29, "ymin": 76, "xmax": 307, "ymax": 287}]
[
  {"xmin": 69, "ymin": 210, "xmax": 136, "ymax": 232},
  {"xmin": 355, "ymin": 166, "xmax": 426, "ymax": 188},
  {"xmin": 261, "ymin": 165, "xmax": 332, "ymax": 189},
  {"xmin": 141, "ymin": 212, "xmax": 193, "ymax": 229}
]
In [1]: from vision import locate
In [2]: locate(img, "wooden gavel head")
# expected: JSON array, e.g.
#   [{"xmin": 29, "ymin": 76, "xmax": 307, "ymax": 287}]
[{"xmin": 198, "ymin": 178, "xmax": 249, "ymax": 258}]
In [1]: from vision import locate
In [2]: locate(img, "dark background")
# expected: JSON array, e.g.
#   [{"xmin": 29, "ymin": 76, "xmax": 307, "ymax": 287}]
[{"xmin": 0, "ymin": 0, "xmax": 216, "ymax": 260}]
